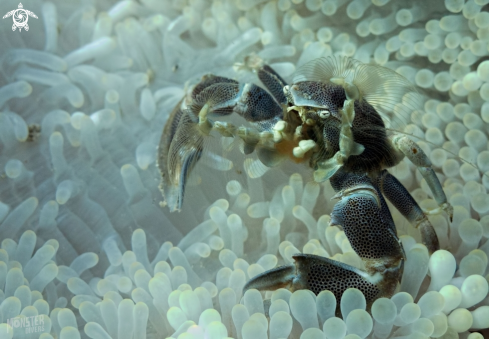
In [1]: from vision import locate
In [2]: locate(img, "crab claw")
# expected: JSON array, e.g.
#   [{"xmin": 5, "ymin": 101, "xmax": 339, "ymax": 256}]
[
  {"xmin": 244, "ymin": 254, "xmax": 400, "ymax": 311},
  {"xmin": 243, "ymin": 263, "xmax": 298, "ymax": 293}
]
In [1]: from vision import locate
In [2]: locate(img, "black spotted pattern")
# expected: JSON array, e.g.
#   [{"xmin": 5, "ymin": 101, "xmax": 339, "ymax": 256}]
[
  {"xmin": 330, "ymin": 170, "xmax": 399, "ymax": 259},
  {"xmin": 306, "ymin": 263, "xmax": 380, "ymax": 302},
  {"xmin": 295, "ymin": 81, "xmax": 397, "ymax": 174},
  {"xmin": 344, "ymin": 100, "xmax": 397, "ymax": 174},
  {"xmin": 191, "ymin": 74, "xmax": 238, "ymax": 99},
  {"xmin": 235, "ymin": 84, "xmax": 283, "ymax": 122},
  {"xmin": 294, "ymin": 82, "xmax": 345, "ymax": 118},
  {"xmin": 190, "ymin": 83, "xmax": 242, "ymax": 117},
  {"xmin": 329, "ymin": 168, "xmax": 372, "ymax": 192},
  {"xmin": 258, "ymin": 65, "xmax": 288, "ymax": 105},
  {"xmin": 377, "ymin": 170, "xmax": 423, "ymax": 222},
  {"xmin": 321, "ymin": 119, "xmax": 340, "ymax": 159},
  {"xmin": 378, "ymin": 170, "xmax": 440, "ymax": 251}
]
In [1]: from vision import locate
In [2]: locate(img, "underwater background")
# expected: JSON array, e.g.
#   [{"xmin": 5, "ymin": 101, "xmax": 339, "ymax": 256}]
[{"xmin": 0, "ymin": 0, "xmax": 489, "ymax": 338}]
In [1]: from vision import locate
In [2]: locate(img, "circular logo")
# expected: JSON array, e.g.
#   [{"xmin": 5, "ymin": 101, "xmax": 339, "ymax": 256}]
[{"xmin": 13, "ymin": 9, "xmax": 27, "ymax": 27}]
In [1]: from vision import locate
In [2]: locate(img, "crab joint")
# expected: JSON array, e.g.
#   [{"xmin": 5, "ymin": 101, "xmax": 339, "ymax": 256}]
[
  {"xmin": 293, "ymin": 139, "xmax": 317, "ymax": 158},
  {"xmin": 213, "ymin": 121, "xmax": 236, "ymax": 137},
  {"xmin": 237, "ymin": 126, "xmax": 260, "ymax": 144},
  {"xmin": 198, "ymin": 103, "xmax": 213, "ymax": 135},
  {"xmin": 331, "ymin": 185, "xmax": 382, "ymax": 209}
]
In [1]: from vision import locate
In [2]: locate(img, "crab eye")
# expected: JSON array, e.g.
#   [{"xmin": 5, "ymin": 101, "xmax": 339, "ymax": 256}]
[{"xmin": 319, "ymin": 110, "xmax": 330, "ymax": 119}]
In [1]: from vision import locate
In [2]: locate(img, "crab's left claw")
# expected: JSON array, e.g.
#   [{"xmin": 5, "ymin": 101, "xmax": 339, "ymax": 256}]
[
  {"xmin": 244, "ymin": 254, "xmax": 396, "ymax": 311},
  {"xmin": 157, "ymin": 103, "xmax": 203, "ymax": 212},
  {"xmin": 243, "ymin": 264, "xmax": 297, "ymax": 293}
]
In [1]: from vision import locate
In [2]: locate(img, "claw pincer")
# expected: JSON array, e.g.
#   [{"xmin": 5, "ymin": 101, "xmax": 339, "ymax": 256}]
[
  {"xmin": 244, "ymin": 253, "xmax": 398, "ymax": 312},
  {"xmin": 245, "ymin": 170, "xmax": 404, "ymax": 311}
]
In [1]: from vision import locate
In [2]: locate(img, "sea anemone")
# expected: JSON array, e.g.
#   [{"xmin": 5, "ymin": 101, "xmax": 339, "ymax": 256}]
[{"xmin": 0, "ymin": 0, "xmax": 488, "ymax": 338}]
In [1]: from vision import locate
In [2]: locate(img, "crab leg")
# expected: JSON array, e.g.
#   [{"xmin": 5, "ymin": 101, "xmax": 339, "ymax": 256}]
[
  {"xmin": 193, "ymin": 75, "xmax": 287, "ymax": 161},
  {"xmin": 235, "ymin": 54, "xmax": 289, "ymax": 106},
  {"xmin": 158, "ymin": 72, "xmax": 287, "ymax": 210},
  {"xmin": 377, "ymin": 170, "xmax": 440, "ymax": 253},
  {"xmin": 256, "ymin": 64, "xmax": 288, "ymax": 105},
  {"xmin": 391, "ymin": 135, "xmax": 453, "ymax": 221}
]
